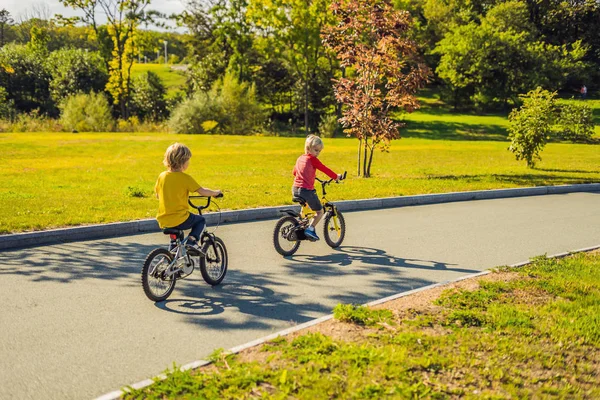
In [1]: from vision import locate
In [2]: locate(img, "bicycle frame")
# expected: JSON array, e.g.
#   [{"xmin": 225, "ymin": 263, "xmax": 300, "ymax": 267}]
[{"xmin": 298, "ymin": 177, "xmax": 343, "ymax": 235}]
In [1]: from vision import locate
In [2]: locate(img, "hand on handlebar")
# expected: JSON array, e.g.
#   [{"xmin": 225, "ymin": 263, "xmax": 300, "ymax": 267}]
[
  {"xmin": 335, "ymin": 171, "xmax": 347, "ymax": 183},
  {"xmin": 214, "ymin": 190, "xmax": 224, "ymax": 198}
]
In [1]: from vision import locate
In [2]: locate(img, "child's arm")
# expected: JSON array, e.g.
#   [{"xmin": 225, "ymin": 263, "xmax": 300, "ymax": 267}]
[
  {"xmin": 311, "ymin": 157, "xmax": 338, "ymax": 181},
  {"xmin": 196, "ymin": 186, "xmax": 222, "ymax": 197}
]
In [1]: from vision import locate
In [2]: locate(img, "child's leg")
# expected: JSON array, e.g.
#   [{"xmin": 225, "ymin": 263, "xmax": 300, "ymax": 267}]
[
  {"xmin": 187, "ymin": 215, "xmax": 206, "ymax": 243},
  {"xmin": 310, "ymin": 209, "xmax": 324, "ymax": 228}
]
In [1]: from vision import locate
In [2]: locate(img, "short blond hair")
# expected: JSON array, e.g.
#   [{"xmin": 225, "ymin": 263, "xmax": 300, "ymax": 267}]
[
  {"xmin": 305, "ymin": 134, "xmax": 323, "ymax": 153},
  {"xmin": 163, "ymin": 142, "xmax": 192, "ymax": 171}
]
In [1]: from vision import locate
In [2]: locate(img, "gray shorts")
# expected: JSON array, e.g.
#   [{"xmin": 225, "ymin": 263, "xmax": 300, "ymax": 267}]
[{"xmin": 292, "ymin": 187, "xmax": 322, "ymax": 211}]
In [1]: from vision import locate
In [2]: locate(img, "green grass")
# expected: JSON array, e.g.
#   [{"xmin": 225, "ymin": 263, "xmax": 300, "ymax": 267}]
[
  {"xmin": 1, "ymin": 132, "xmax": 599, "ymax": 234},
  {"xmin": 130, "ymin": 63, "xmax": 187, "ymax": 98},
  {"xmin": 122, "ymin": 252, "xmax": 600, "ymax": 399},
  {"xmin": 401, "ymin": 91, "xmax": 600, "ymax": 141}
]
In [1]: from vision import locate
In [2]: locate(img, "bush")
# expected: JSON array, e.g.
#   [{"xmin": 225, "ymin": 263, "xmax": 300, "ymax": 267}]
[
  {"xmin": 168, "ymin": 93, "xmax": 219, "ymax": 134},
  {"xmin": 0, "ymin": 110, "xmax": 62, "ymax": 133},
  {"xmin": 60, "ymin": 92, "xmax": 114, "ymax": 132},
  {"xmin": 169, "ymin": 71, "xmax": 266, "ymax": 134},
  {"xmin": 130, "ymin": 71, "xmax": 169, "ymax": 122},
  {"xmin": 555, "ymin": 103, "xmax": 595, "ymax": 142},
  {"xmin": 508, "ymin": 87, "xmax": 556, "ymax": 168},
  {"xmin": 47, "ymin": 48, "xmax": 108, "ymax": 103},
  {"xmin": 210, "ymin": 71, "xmax": 266, "ymax": 135},
  {"xmin": 318, "ymin": 113, "xmax": 340, "ymax": 138}
]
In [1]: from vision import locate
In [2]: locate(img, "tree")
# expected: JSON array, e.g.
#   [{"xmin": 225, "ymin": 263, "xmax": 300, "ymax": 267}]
[
  {"xmin": 507, "ymin": 87, "xmax": 555, "ymax": 168},
  {"xmin": 322, "ymin": 0, "xmax": 429, "ymax": 177},
  {"xmin": 130, "ymin": 71, "xmax": 168, "ymax": 121},
  {"xmin": 0, "ymin": 43, "xmax": 53, "ymax": 114},
  {"xmin": 0, "ymin": 9, "xmax": 14, "ymax": 47},
  {"xmin": 433, "ymin": 1, "xmax": 588, "ymax": 110},
  {"xmin": 248, "ymin": 0, "xmax": 335, "ymax": 134},
  {"xmin": 47, "ymin": 48, "xmax": 108, "ymax": 102},
  {"xmin": 59, "ymin": 0, "xmax": 151, "ymax": 118}
]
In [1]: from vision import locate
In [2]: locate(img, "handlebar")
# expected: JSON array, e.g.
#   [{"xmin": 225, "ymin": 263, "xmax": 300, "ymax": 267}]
[
  {"xmin": 188, "ymin": 193, "xmax": 223, "ymax": 210},
  {"xmin": 315, "ymin": 170, "xmax": 347, "ymax": 185}
]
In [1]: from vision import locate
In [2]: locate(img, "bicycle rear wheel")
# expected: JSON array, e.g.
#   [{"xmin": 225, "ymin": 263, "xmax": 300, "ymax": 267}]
[
  {"xmin": 142, "ymin": 248, "xmax": 176, "ymax": 302},
  {"xmin": 199, "ymin": 236, "xmax": 228, "ymax": 286},
  {"xmin": 323, "ymin": 209, "xmax": 346, "ymax": 248},
  {"xmin": 273, "ymin": 216, "xmax": 301, "ymax": 256}
]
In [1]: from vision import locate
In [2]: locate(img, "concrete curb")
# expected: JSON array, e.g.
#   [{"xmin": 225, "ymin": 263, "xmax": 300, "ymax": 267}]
[
  {"xmin": 2, "ymin": 183, "xmax": 599, "ymax": 251},
  {"xmin": 95, "ymin": 243, "xmax": 600, "ymax": 400}
]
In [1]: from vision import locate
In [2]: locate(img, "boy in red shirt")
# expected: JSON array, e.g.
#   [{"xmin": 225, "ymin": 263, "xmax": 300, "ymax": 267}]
[{"xmin": 292, "ymin": 135, "xmax": 342, "ymax": 241}]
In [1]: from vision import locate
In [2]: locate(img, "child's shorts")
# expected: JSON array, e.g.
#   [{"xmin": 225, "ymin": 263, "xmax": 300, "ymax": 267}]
[{"xmin": 292, "ymin": 186, "xmax": 322, "ymax": 211}]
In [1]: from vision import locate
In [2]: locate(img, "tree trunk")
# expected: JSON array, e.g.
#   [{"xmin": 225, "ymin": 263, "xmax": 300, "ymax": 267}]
[
  {"xmin": 304, "ymin": 77, "xmax": 309, "ymax": 135},
  {"xmin": 362, "ymin": 138, "xmax": 369, "ymax": 178},
  {"xmin": 357, "ymin": 138, "xmax": 362, "ymax": 177},
  {"xmin": 366, "ymin": 144, "xmax": 375, "ymax": 178}
]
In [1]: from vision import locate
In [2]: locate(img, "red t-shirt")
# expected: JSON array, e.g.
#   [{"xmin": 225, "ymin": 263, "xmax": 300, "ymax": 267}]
[{"xmin": 292, "ymin": 153, "xmax": 338, "ymax": 190}]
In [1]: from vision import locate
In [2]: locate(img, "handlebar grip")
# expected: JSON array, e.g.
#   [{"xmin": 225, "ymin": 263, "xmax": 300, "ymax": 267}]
[{"xmin": 216, "ymin": 192, "xmax": 224, "ymax": 198}]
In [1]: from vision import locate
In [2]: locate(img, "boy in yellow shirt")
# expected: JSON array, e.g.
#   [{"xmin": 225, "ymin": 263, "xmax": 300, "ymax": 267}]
[{"xmin": 154, "ymin": 143, "xmax": 222, "ymax": 252}]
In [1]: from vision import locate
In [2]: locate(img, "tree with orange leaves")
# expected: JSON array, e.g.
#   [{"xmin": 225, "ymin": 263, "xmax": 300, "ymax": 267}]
[{"xmin": 322, "ymin": 0, "xmax": 429, "ymax": 177}]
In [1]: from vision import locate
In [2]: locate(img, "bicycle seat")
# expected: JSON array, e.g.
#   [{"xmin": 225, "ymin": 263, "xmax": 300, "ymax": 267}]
[
  {"xmin": 163, "ymin": 228, "xmax": 183, "ymax": 235},
  {"xmin": 292, "ymin": 196, "xmax": 306, "ymax": 205}
]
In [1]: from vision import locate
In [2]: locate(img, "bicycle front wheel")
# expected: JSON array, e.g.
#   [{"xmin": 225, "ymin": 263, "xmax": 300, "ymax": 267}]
[
  {"xmin": 323, "ymin": 209, "xmax": 346, "ymax": 248},
  {"xmin": 142, "ymin": 248, "xmax": 176, "ymax": 302},
  {"xmin": 273, "ymin": 216, "xmax": 301, "ymax": 256},
  {"xmin": 199, "ymin": 236, "xmax": 228, "ymax": 286}
]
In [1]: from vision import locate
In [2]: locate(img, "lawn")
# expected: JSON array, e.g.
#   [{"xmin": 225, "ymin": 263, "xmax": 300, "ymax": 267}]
[
  {"xmin": 1, "ymin": 132, "xmax": 599, "ymax": 234},
  {"xmin": 123, "ymin": 251, "xmax": 600, "ymax": 399},
  {"xmin": 130, "ymin": 63, "xmax": 187, "ymax": 98}
]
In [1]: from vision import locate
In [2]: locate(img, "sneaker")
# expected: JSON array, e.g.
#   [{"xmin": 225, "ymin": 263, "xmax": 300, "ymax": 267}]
[
  {"xmin": 186, "ymin": 239, "xmax": 205, "ymax": 255},
  {"xmin": 304, "ymin": 226, "xmax": 320, "ymax": 241}
]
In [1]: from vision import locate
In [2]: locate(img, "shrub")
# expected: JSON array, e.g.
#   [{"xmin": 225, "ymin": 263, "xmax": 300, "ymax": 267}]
[
  {"xmin": 210, "ymin": 71, "xmax": 266, "ymax": 135},
  {"xmin": 508, "ymin": 87, "xmax": 556, "ymax": 168},
  {"xmin": 318, "ymin": 113, "xmax": 340, "ymax": 138},
  {"xmin": 168, "ymin": 93, "xmax": 219, "ymax": 134},
  {"xmin": 169, "ymin": 72, "xmax": 266, "ymax": 134},
  {"xmin": 555, "ymin": 103, "xmax": 595, "ymax": 142},
  {"xmin": 130, "ymin": 71, "xmax": 169, "ymax": 122},
  {"xmin": 60, "ymin": 92, "xmax": 114, "ymax": 132}
]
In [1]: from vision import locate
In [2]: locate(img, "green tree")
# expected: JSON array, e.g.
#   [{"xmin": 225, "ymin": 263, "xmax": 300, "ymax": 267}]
[
  {"xmin": 0, "ymin": 43, "xmax": 53, "ymax": 114},
  {"xmin": 130, "ymin": 71, "xmax": 168, "ymax": 121},
  {"xmin": 0, "ymin": 9, "xmax": 14, "ymax": 47},
  {"xmin": 507, "ymin": 87, "xmax": 556, "ymax": 168},
  {"xmin": 59, "ymin": 0, "xmax": 152, "ymax": 118},
  {"xmin": 248, "ymin": 0, "xmax": 334, "ymax": 134},
  {"xmin": 434, "ymin": 1, "xmax": 588, "ymax": 109},
  {"xmin": 47, "ymin": 48, "xmax": 108, "ymax": 102}
]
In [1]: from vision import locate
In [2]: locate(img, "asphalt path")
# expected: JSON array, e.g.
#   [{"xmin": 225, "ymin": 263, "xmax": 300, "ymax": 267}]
[{"xmin": 1, "ymin": 192, "xmax": 599, "ymax": 400}]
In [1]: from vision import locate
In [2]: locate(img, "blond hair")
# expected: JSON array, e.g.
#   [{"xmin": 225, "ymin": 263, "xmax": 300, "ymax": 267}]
[
  {"xmin": 305, "ymin": 134, "xmax": 323, "ymax": 153},
  {"xmin": 163, "ymin": 143, "xmax": 192, "ymax": 171}
]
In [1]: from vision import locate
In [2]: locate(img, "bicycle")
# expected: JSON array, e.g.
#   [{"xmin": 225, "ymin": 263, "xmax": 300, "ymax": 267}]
[
  {"xmin": 273, "ymin": 171, "xmax": 347, "ymax": 256},
  {"xmin": 141, "ymin": 194, "xmax": 228, "ymax": 302}
]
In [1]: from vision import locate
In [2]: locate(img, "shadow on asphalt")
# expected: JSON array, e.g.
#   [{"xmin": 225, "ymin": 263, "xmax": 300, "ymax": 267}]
[
  {"xmin": 149, "ymin": 245, "xmax": 469, "ymax": 330},
  {"xmin": 0, "ymin": 240, "xmax": 157, "ymax": 283},
  {"xmin": 0, "ymin": 241, "xmax": 466, "ymax": 330}
]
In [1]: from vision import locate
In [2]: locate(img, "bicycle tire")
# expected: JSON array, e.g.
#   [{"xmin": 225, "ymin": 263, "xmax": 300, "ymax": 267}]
[
  {"xmin": 323, "ymin": 209, "xmax": 346, "ymax": 248},
  {"xmin": 141, "ymin": 248, "xmax": 177, "ymax": 302},
  {"xmin": 273, "ymin": 216, "xmax": 301, "ymax": 256},
  {"xmin": 199, "ymin": 236, "xmax": 228, "ymax": 286}
]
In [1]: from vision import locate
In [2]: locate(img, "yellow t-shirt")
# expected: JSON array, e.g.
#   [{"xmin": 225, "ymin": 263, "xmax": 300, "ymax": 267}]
[{"xmin": 154, "ymin": 171, "xmax": 201, "ymax": 228}]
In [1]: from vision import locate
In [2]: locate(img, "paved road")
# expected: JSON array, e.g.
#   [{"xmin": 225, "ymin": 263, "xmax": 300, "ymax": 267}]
[{"xmin": 1, "ymin": 192, "xmax": 599, "ymax": 399}]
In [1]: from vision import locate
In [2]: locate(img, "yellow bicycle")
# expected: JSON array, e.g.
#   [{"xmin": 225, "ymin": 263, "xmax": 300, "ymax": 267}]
[{"xmin": 273, "ymin": 171, "xmax": 347, "ymax": 256}]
